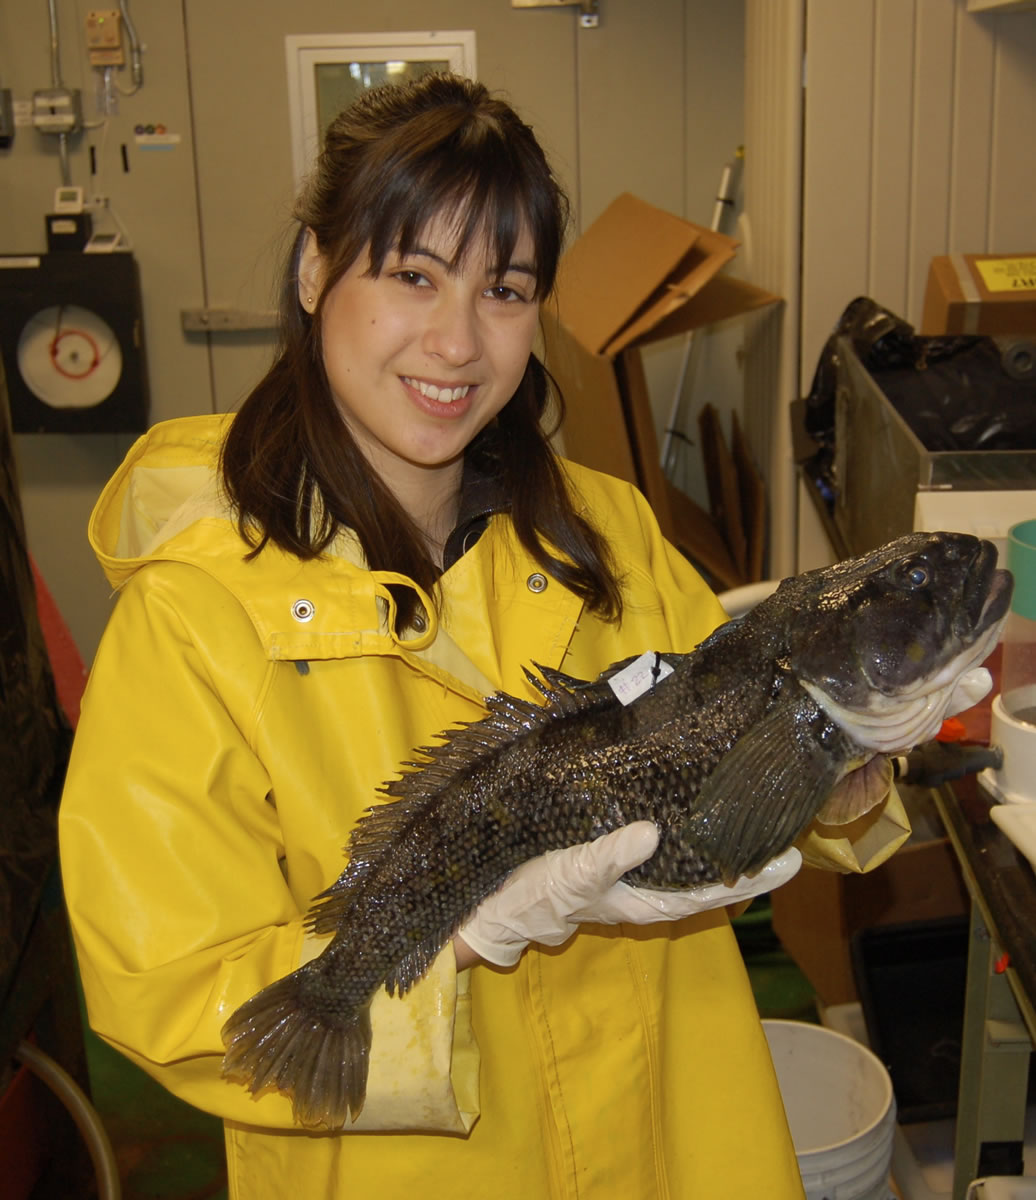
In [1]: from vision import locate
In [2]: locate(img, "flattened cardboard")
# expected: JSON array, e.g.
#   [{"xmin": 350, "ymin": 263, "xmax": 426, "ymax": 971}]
[
  {"xmin": 616, "ymin": 348, "xmax": 676, "ymax": 538},
  {"xmin": 639, "ymin": 271, "xmax": 781, "ymax": 346},
  {"xmin": 555, "ymin": 192, "xmax": 733, "ymax": 356},
  {"xmin": 545, "ymin": 192, "xmax": 781, "ymax": 589},
  {"xmin": 542, "ymin": 314, "xmax": 638, "ymax": 485}
]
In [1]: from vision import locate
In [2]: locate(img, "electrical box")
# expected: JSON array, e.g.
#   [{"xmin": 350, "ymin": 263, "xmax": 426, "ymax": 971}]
[
  {"xmin": 85, "ymin": 10, "xmax": 124, "ymax": 67},
  {"xmin": 53, "ymin": 186, "xmax": 84, "ymax": 214},
  {"xmin": 45, "ymin": 211, "xmax": 93, "ymax": 252},
  {"xmin": 32, "ymin": 88, "xmax": 83, "ymax": 135}
]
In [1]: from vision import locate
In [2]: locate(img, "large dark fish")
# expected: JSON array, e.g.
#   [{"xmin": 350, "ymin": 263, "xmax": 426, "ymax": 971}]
[{"xmin": 221, "ymin": 531, "xmax": 1011, "ymax": 1128}]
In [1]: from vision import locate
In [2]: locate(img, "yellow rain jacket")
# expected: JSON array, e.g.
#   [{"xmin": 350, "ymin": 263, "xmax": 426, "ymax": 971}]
[{"xmin": 60, "ymin": 413, "xmax": 909, "ymax": 1199}]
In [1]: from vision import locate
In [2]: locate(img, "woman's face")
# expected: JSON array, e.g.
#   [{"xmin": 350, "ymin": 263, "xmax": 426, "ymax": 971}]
[{"xmin": 301, "ymin": 211, "xmax": 540, "ymax": 503}]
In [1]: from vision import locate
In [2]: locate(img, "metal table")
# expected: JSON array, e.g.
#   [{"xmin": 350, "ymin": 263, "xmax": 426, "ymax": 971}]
[{"xmin": 933, "ymin": 776, "xmax": 1036, "ymax": 1199}]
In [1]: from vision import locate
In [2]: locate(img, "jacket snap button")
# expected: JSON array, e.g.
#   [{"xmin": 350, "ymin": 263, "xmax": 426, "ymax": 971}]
[
  {"xmin": 291, "ymin": 599, "xmax": 315, "ymax": 623},
  {"xmin": 527, "ymin": 573, "xmax": 548, "ymax": 594}
]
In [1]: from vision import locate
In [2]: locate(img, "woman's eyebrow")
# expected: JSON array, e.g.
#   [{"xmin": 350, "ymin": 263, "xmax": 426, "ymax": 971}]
[
  {"xmin": 404, "ymin": 244, "xmax": 538, "ymax": 280},
  {"xmin": 406, "ymin": 246, "xmax": 451, "ymax": 268}
]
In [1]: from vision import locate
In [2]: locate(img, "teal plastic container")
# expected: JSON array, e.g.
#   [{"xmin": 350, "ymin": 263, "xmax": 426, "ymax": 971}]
[
  {"xmin": 1002, "ymin": 518, "xmax": 1036, "ymax": 726},
  {"xmin": 1008, "ymin": 519, "xmax": 1036, "ymax": 622}
]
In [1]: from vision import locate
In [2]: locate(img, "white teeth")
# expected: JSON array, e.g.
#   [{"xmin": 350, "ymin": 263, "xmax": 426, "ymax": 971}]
[{"xmin": 404, "ymin": 377, "xmax": 470, "ymax": 404}]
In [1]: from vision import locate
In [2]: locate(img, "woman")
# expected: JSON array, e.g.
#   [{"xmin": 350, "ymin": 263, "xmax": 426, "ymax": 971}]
[{"xmin": 59, "ymin": 74, "xmax": 907, "ymax": 1198}]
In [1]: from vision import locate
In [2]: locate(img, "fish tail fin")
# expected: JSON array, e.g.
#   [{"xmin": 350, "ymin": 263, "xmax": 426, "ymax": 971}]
[{"xmin": 221, "ymin": 971, "xmax": 372, "ymax": 1129}]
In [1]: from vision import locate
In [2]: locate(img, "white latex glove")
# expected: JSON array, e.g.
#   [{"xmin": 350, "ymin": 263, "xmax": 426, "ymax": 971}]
[{"xmin": 457, "ymin": 821, "xmax": 802, "ymax": 967}]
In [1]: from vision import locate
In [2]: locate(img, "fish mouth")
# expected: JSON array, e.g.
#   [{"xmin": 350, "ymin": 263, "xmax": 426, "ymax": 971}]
[
  {"xmin": 957, "ymin": 536, "xmax": 1012, "ymax": 633},
  {"xmin": 972, "ymin": 563, "xmax": 1013, "ymax": 634},
  {"xmin": 801, "ymin": 541, "xmax": 1014, "ymax": 755}
]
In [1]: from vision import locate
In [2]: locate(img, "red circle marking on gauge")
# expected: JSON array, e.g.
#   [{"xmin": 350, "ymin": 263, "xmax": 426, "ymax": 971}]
[{"xmin": 49, "ymin": 328, "xmax": 102, "ymax": 379}]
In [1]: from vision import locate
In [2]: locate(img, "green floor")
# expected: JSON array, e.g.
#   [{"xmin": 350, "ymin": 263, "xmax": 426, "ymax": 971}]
[
  {"xmin": 83, "ymin": 1032, "xmax": 228, "ymax": 1200},
  {"xmin": 75, "ymin": 898, "xmax": 814, "ymax": 1200}
]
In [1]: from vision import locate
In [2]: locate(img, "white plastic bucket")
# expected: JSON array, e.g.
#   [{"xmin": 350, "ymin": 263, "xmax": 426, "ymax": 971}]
[{"xmin": 763, "ymin": 1019, "xmax": 897, "ymax": 1200}]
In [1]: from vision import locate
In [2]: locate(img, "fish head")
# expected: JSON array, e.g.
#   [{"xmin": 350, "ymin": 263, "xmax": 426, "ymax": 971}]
[{"xmin": 776, "ymin": 531, "xmax": 1013, "ymax": 753}]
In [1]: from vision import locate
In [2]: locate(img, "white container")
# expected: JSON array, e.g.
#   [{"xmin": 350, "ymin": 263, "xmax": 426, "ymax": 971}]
[
  {"xmin": 982, "ymin": 688, "xmax": 1036, "ymax": 804},
  {"xmin": 966, "ymin": 1180, "xmax": 1036, "ymax": 1200},
  {"xmin": 763, "ymin": 1019, "xmax": 896, "ymax": 1200}
]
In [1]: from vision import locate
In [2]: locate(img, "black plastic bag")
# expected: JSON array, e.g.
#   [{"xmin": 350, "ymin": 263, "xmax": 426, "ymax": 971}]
[{"xmin": 801, "ymin": 296, "xmax": 1036, "ymax": 502}]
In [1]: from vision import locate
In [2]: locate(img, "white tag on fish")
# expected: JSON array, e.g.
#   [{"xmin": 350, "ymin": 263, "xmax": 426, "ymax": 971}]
[{"xmin": 608, "ymin": 651, "xmax": 674, "ymax": 706}]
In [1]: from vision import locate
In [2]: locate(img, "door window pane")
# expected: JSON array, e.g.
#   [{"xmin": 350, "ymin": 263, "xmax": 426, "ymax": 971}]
[{"xmin": 285, "ymin": 32, "xmax": 476, "ymax": 185}]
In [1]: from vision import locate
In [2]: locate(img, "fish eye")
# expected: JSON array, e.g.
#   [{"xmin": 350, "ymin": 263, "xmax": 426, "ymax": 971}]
[{"xmin": 895, "ymin": 558, "xmax": 930, "ymax": 589}]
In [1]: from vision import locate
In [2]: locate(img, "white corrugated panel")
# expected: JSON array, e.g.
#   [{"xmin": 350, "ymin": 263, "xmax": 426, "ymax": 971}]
[{"xmin": 743, "ymin": 0, "xmax": 1036, "ymax": 574}]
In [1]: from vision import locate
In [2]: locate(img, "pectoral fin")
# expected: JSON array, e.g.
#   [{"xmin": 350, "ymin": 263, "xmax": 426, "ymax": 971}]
[{"xmin": 680, "ymin": 697, "xmax": 849, "ymax": 884}]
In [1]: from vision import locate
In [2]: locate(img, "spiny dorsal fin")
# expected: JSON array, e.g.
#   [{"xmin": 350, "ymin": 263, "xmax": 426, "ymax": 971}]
[{"xmin": 306, "ymin": 663, "xmax": 615, "ymax": 935}]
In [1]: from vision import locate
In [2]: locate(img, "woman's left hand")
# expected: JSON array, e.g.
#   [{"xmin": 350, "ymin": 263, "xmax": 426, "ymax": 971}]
[{"xmin": 455, "ymin": 822, "xmax": 802, "ymax": 968}]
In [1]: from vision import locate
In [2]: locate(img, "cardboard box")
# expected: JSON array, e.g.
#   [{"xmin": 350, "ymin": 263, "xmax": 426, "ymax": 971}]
[
  {"xmin": 921, "ymin": 252, "xmax": 1036, "ymax": 336},
  {"xmin": 544, "ymin": 193, "xmax": 780, "ymax": 589},
  {"xmin": 770, "ymin": 832, "xmax": 969, "ymax": 1007}
]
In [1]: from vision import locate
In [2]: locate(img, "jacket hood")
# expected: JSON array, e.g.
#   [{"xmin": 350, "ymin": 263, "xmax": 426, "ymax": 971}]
[
  {"xmin": 88, "ymin": 414, "xmax": 418, "ymax": 668},
  {"xmin": 91, "ymin": 413, "xmax": 240, "ymax": 588}
]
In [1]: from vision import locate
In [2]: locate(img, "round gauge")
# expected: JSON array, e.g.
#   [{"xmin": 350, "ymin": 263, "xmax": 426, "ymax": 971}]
[{"xmin": 16, "ymin": 304, "xmax": 123, "ymax": 409}]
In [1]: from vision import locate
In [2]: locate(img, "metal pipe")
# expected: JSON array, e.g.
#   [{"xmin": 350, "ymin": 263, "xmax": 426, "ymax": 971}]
[
  {"xmin": 58, "ymin": 130, "xmax": 71, "ymax": 184},
  {"xmin": 119, "ymin": 0, "xmax": 143, "ymax": 86},
  {"xmin": 47, "ymin": 0, "xmax": 62, "ymax": 87},
  {"xmin": 660, "ymin": 149, "xmax": 743, "ymax": 474}
]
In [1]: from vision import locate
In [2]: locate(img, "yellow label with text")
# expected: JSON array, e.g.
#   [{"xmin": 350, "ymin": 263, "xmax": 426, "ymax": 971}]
[{"xmin": 973, "ymin": 257, "xmax": 1036, "ymax": 293}]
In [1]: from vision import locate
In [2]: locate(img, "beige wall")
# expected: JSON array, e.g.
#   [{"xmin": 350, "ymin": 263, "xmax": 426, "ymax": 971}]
[{"xmin": 2, "ymin": 0, "xmax": 746, "ymax": 664}]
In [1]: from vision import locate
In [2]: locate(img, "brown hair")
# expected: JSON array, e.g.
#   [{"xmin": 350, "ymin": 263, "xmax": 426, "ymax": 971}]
[{"xmin": 221, "ymin": 73, "xmax": 622, "ymax": 628}]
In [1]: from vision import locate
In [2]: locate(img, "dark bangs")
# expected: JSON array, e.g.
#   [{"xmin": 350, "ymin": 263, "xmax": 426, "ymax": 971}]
[
  {"xmin": 366, "ymin": 131, "xmax": 563, "ymax": 298},
  {"xmin": 304, "ymin": 75, "xmax": 567, "ymax": 300}
]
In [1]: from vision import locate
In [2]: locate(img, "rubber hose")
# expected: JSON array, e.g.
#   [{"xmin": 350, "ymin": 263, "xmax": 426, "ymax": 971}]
[{"xmin": 14, "ymin": 1039, "xmax": 121, "ymax": 1200}]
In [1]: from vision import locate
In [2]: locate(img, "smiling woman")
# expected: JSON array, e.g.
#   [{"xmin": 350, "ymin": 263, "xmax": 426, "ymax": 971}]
[{"xmin": 59, "ymin": 71, "xmax": 912, "ymax": 1200}]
